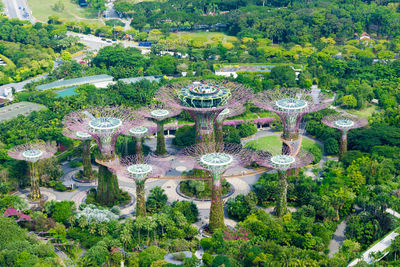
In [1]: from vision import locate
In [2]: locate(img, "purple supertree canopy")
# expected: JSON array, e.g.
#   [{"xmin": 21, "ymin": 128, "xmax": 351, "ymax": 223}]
[
  {"xmin": 63, "ymin": 106, "xmax": 144, "ymax": 155},
  {"xmin": 255, "ymin": 148, "xmax": 314, "ymax": 171},
  {"xmin": 139, "ymin": 102, "xmax": 182, "ymax": 122},
  {"xmin": 176, "ymin": 143, "xmax": 254, "ymax": 176},
  {"xmin": 216, "ymin": 105, "xmax": 246, "ymax": 123},
  {"xmin": 8, "ymin": 141, "xmax": 57, "ymax": 163},
  {"xmin": 104, "ymin": 155, "xmax": 170, "ymax": 180},
  {"xmin": 155, "ymin": 80, "xmax": 253, "ymax": 120},
  {"xmin": 62, "ymin": 128, "xmax": 93, "ymax": 141},
  {"xmin": 253, "ymin": 88, "xmax": 332, "ymax": 134},
  {"xmin": 321, "ymin": 113, "xmax": 368, "ymax": 132}
]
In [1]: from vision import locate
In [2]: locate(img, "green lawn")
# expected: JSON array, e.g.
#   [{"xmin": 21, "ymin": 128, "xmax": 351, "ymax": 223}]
[
  {"xmin": 347, "ymin": 104, "xmax": 377, "ymax": 118},
  {"xmin": 245, "ymin": 135, "xmax": 320, "ymax": 155},
  {"xmin": 27, "ymin": 0, "xmax": 99, "ymax": 22}
]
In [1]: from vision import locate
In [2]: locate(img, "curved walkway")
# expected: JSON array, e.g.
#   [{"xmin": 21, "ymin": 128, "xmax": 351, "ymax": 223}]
[{"xmin": 328, "ymin": 219, "xmax": 347, "ymax": 258}]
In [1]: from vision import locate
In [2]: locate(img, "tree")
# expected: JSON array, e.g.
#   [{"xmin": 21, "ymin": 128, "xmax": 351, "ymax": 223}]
[
  {"xmin": 139, "ymin": 246, "xmax": 167, "ymax": 267},
  {"xmin": 51, "ymin": 201, "xmax": 75, "ymax": 223},
  {"xmin": 146, "ymin": 186, "xmax": 167, "ymax": 214},
  {"xmin": 61, "ymin": 51, "xmax": 72, "ymax": 62},
  {"xmin": 269, "ymin": 66, "xmax": 297, "ymax": 87},
  {"xmin": 340, "ymin": 95, "xmax": 357, "ymax": 109},
  {"xmin": 324, "ymin": 138, "xmax": 339, "ymax": 155}
]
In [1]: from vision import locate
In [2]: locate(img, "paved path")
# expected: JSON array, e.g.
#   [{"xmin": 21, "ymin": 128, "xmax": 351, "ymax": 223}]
[{"xmin": 328, "ymin": 219, "xmax": 347, "ymax": 258}]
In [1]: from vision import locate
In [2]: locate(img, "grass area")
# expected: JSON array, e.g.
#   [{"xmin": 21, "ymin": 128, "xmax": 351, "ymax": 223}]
[
  {"xmin": 171, "ymin": 32, "xmax": 237, "ymax": 45},
  {"xmin": 231, "ymin": 112, "xmax": 259, "ymax": 120},
  {"xmin": 245, "ymin": 135, "xmax": 320, "ymax": 155},
  {"xmin": 27, "ymin": 0, "xmax": 99, "ymax": 22},
  {"xmin": 347, "ymin": 104, "xmax": 378, "ymax": 118}
]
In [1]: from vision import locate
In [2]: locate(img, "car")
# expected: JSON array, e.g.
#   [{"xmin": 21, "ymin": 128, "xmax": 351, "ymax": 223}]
[
  {"xmin": 106, "ymin": 40, "xmax": 112, "ymax": 43},
  {"xmin": 101, "ymin": 38, "xmax": 106, "ymax": 41},
  {"xmin": 112, "ymin": 38, "xmax": 116, "ymax": 41}
]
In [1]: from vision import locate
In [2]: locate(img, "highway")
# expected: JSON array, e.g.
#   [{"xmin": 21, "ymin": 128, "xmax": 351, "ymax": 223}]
[{"xmin": 2, "ymin": 0, "xmax": 35, "ymax": 23}]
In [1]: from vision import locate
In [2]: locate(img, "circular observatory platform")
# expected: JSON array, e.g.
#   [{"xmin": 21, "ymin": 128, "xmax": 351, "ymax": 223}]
[
  {"xmin": 22, "ymin": 149, "xmax": 43, "ymax": 162},
  {"xmin": 89, "ymin": 117, "xmax": 122, "ymax": 132},
  {"xmin": 178, "ymin": 82, "xmax": 231, "ymax": 108},
  {"xmin": 275, "ymin": 98, "xmax": 308, "ymax": 113},
  {"xmin": 334, "ymin": 119, "xmax": 355, "ymax": 130}
]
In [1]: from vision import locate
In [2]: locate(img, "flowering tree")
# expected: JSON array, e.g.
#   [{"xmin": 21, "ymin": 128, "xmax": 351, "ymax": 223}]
[
  {"xmin": 322, "ymin": 114, "xmax": 368, "ymax": 159},
  {"xmin": 8, "ymin": 141, "xmax": 57, "ymax": 201},
  {"xmin": 255, "ymin": 148, "xmax": 313, "ymax": 217},
  {"xmin": 63, "ymin": 106, "xmax": 143, "ymax": 205}
]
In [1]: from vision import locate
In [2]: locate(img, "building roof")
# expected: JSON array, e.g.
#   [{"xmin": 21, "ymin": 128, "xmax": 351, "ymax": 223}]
[
  {"xmin": 36, "ymin": 74, "xmax": 113, "ymax": 91},
  {"xmin": 119, "ymin": 76, "xmax": 161, "ymax": 84},
  {"xmin": 0, "ymin": 102, "xmax": 46, "ymax": 123}
]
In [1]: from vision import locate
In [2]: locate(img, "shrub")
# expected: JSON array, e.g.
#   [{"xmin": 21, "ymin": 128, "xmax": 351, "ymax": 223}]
[
  {"xmin": 324, "ymin": 137, "xmax": 339, "ymax": 155},
  {"xmin": 306, "ymin": 144, "xmax": 322, "ymax": 164},
  {"xmin": 238, "ymin": 123, "xmax": 257, "ymax": 138},
  {"xmin": 55, "ymin": 181, "xmax": 67, "ymax": 192},
  {"xmin": 173, "ymin": 126, "xmax": 195, "ymax": 148},
  {"xmin": 69, "ymin": 160, "xmax": 82, "ymax": 168},
  {"xmin": 200, "ymin": 237, "xmax": 213, "ymax": 250}
]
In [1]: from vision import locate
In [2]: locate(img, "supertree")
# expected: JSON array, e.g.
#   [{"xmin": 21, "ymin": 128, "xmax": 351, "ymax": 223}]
[
  {"xmin": 177, "ymin": 143, "xmax": 253, "ymax": 233},
  {"xmin": 62, "ymin": 129, "xmax": 94, "ymax": 179},
  {"xmin": 253, "ymin": 88, "xmax": 331, "ymax": 155},
  {"xmin": 103, "ymin": 155, "xmax": 169, "ymax": 217},
  {"xmin": 63, "ymin": 106, "xmax": 143, "ymax": 205},
  {"xmin": 122, "ymin": 125, "xmax": 153, "ymax": 163},
  {"xmin": 155, "ymin": 80, "xmax": 252, "ymax": 146},
  {"xmin": 321, "ymin": 114, "xmax": 368, "ymax": 159},
  {"xmin": 255, "ymin": 148, "xmax": 313, "ymax": 217},
  {"xmin": 139, "ymin": 103, "xmax": 182, "ymax": 156},
  {"xmin": 215, "ymin": 106, "xmax": 246, "ymax": 145},
  {"xmin": 8, "ymin": 141, "xmax": 57, "ymax": 201}
]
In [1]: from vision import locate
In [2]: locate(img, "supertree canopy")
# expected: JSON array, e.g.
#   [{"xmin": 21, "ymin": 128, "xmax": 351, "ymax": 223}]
[
  {"xmin": 63, "ymin": 128, "xmax": 94, "ymax": 179},
  {"xmin": 122, "ymin": 125, "xmax": 154, "ymax": 163},
  {"xmin": 105, "ymin": 155, "xmax": 169, "ymax": 217},
  {"xmin": 139, "ymin": 103, "xmax": 182, "ymax": 156},
  {"xmin": 255, "ymin": 148, "xmax": 313, "ymax": 217},
  {"xmin": 63, "ymin": 106, "xmax": 143, "ymax": 205},
  {"xmin": 156, "ymin": 80, "xmax": 252, "ymax": 146},
  {"xmin": 8, "ymin": 141, "xmax": 57, "ymax": 201},
  {"xmin": 177, "ymin": 143, "xmax": 253, "ymax": 233},
  {"xmin": 253, "ymin": 88, "xmax": 331, "ymax": 155},
  {"xmin": 322, "ymin": 113, "xmax": 368, "ymax": 159}
]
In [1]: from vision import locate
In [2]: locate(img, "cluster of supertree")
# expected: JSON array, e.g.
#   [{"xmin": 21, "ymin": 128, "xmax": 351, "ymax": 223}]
[
  {"xmin": 63, "ymin": 106, "xmax": 144, "ymax": 205},
  {"xmin": 322, "ymin": 113, "xmax": 368, "ymax": 159},
  {"xmin": 8, "ymin": 141, "xmax": 57, "ymax": 201}
]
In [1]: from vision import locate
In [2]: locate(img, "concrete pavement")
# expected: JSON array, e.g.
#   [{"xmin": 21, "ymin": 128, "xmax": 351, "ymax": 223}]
[{"xmin": 3, "ymin": 0, "xmax": 35, "ymax": 23}]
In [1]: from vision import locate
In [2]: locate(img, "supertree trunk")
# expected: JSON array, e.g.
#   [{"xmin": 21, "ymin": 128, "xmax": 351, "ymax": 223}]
[
  {"xmin": 97, "ymin": 164, "xmax": 120, "ymax": 205},
  {"xmin": 339, "ymin": 132, "xmax": 348, "ymax": 160},
  {"xmin": 276, "ymin": 171, "xmax": 288, "ymax": 217},
  {"xmin": 215, "ymin": 121, "xmax": 224, "ymax": 151},
  {"xmin": 156, "ymin": 121, "xmax": 167, "ymax": 156},
  {"xmin": 281, "ymin": 131, "xmax": 299, "ymax": 155},
  {"xmin": 82, "ymin": 140, "xmax": 92, "ymax": 178},
  {"xmin": 135, "ymin": 179, "xmax": 146, "ymax": 217},
  {"xmin": 193, "ymin": 112, "xmax": 216, "ymax": 146},
  {"xmin": 209, "ymin": 173, "xmax": 224, "ymax": 232},
  {"xmin": 29, "ymin": 162, "xmax": 41, "ymax": 201},
  {"xmin": 136, "ymin": 137, "xmax": 144, "ymax": 163}
]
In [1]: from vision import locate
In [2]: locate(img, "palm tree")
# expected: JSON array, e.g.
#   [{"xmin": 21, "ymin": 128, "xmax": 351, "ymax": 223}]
[
  {"xmin": 97, "ymin": 222, "xmax": 108, "ymax": 236},
  {"xmin": 134, "ymin": 216, "xmax": 146, "ymax": 244},
  {"xmin": 88, "ymin": 222, "xmax": 97, "ymax": 234},
  {"xmin": 78, "ymin": 215, "xmax": 88, "ymax": 229},
  {"xmin": 155, "ymin": 213, "xmax": 169, "ymax": 236},
  {"xmin": 120, "ymin": 226, "xmax": 132, "ymax": 249}
]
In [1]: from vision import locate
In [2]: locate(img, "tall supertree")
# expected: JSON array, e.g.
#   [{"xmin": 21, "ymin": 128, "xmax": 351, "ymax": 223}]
[
  {"xmin": 63, "ymin": 106, "xmax": 143, "ymax": 205},
  {"xmin": 139, "ymin": 103, "xmax": 182, "ymax": 156},
  {"xmin": 155, "ymin": 81, "xmax": 252, "ymax": 146},
  {"xmin": 177, "ymin": 143, "xmax": 252, "ymax": 233},
  {"xmin": 253, "ymin": 88, "xmax": 331, "ymax": 155},
  {"xmin": 122, "ymin": 125, "xmax": 153, "ymax": 162},
  {"xmin": 8, "ymin": 141, "xmax": 57, "ymax": 201},
  {"xmin": 63, "ymin": 129, "xmax": 94, "ymax": 179},
  {"xmin": 215, "ymin": 106, "xmax": 246, "ymax": 145},
  {"xmin": 104, "ymin": 155, "xmax": 169, "ymax": 217},
  {"xmin": 255, "ymin": 148, "xmax": 313, "ymax": 217},
  {"xmin": 322, "ymin": 114, "xmax": 368, "ymax": 159}
]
